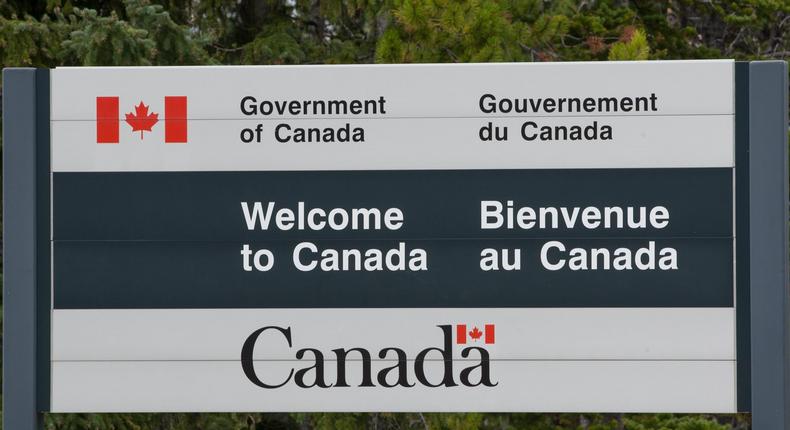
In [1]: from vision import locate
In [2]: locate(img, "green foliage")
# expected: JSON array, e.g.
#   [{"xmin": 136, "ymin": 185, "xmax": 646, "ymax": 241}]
[
  {"xmin": 1, "ymin": 0, "xmax": 787, "ymax": 428},
  {"xmin": 36, "ymin": 412, "xmax": 751, "ymax": 430},
  {"xmin": 0, "ymin": 13, "xmax": 66, "ymax": 67},
  {"xmin": 609, "ymin": 28, "xmax": 651, "ymax": 61},
  {"xmin": 3, "ymin": 0, "xmax": 789, "ymax": 67},
  {"xmin": 375, "ymin": 0, "xmax": 625, "ymax": 63},
  {"xmin": 62, "ymin": 7, "xmax": 156, "ymax": 66},
  {"xmin": 624, "ymin": 413, "xmax": 735, "ymax": 430},
  {"xmin": 375, "ymin": 0, "xmax": 524, "ymax": 62},
  {"xmin": 123, "ymin": 0, "xmax": 211, "ymax": 65},
  {"xmin": 0, "ymin": 0, "xmax": 210, "ymax": 67}
]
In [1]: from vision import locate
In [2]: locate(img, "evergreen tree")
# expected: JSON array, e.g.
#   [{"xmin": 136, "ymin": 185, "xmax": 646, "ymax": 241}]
[{"xmin": 0, "ymin": 0, "xmax": 785, "ymax": 428}]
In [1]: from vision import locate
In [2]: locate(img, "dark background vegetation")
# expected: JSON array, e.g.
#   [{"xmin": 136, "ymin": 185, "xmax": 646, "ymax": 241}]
[{"xmin": 1, "ymin": 0, "xmax": 789, "ymax": 428}]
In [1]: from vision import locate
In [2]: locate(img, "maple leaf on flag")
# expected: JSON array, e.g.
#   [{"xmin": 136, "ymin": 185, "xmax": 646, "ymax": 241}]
[
  {"xmin": 125, "ymin": 101, "xmax": 159, "ymax": 139},
  {"xmin": 469, "ymin": 327, "xmax": 483, "ymax": 341}
]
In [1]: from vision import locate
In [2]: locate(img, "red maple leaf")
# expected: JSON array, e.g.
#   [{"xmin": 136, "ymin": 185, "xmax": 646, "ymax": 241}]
[
  {"xmin": 125, "ymin": 101, "xmax": 159, "ymax": 139},
  {"xmin": 469, "ymin": 327, "xmax": 483, "ymax": 341}
]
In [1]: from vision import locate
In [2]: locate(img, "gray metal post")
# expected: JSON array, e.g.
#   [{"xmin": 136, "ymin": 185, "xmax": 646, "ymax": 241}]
[
  {"xmin": 749, "ymin": 61, "xmax": 789, "ymax": 429},
  {"xmin": 3, "ymin": 68, "xmax": 44, "ymax": 429}
]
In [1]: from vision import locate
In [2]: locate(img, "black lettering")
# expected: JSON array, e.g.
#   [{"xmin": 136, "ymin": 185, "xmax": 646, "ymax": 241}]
[
  {"xmin": 240, "ymin": 326, "xmax": 294, "ymax": 389},
  {"xmin": 333, "ymin": 348, "xmax": 374, "ymax": 387},
  {"xmin": 240, "ymin": 96, "xmax": 258, "ymax": 115},
  {"xmin": 459, "ymin": 347, "xmax": 498, "ymax": 387},
  {"xmin": 479, "ymin": 94, "xmax": 496, "ymax": 113},
  {"xmin": 294, "ymin": 348, "xmax": 331, "ymax": 388},
  {"xmin": 414, "ymin": 325, "xmax": 457, "ymax": 387},
  {"xmin": 377, "ymin": 347, "xmax": 415, "ymax": 387},
  {"xmin": 521, "ymin": 121, "xmax": 538, "ymax": 141},
  {"xmin": 275, "ymin": 123, "xmax": 291, "ymax": 143}
]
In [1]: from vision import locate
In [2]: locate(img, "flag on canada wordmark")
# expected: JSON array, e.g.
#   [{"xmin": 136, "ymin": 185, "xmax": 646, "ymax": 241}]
[
  {"xmin": 96, "ymin": 96, "xmax": 188, "ymax": 144},
  {"xmin": 456, "ymin": 324, "xmax": 495, "ymax": 344}
]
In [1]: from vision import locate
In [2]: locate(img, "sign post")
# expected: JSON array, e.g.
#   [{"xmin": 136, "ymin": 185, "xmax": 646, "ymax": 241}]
[
  {"xmin": 748, "ymin": 61, "xmax": 789, "ymax": 429},
  {"xmin": 3, "ymin": 68, "xmax": 48, "ymax": 430},
  {"xmin": 3, "ymin": 60, "xmax": 787, "ymax": 428}
]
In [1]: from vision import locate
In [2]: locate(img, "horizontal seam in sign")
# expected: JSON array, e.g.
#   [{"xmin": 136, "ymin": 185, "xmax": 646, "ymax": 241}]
[
  {"xmin": 50, "ymin": 308, "xmax": 740, "ymax": 310},
  {"xmin": 50, "ymin": 307, "xmax": 737, "ymax": 310},
  {"xmin": 49, "ymin": 168, "xmax": 739, "ymax": 174},
  {"xmin": 48, "ymin": 113, "xmax": 736, "ymax": 122},
  {"xmin": 50, "ymin": 236, "xmax": 737, "ymax": 242},
  {"xmin": 50, "ymin": 167, "xmax": 739, "ymax": 171},
  {"xmin": 51, "ymin": 359, "xmax": 738, "ymax": 363}
]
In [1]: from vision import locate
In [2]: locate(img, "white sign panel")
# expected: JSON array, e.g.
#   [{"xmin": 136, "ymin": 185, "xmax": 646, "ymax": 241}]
[
  {"xmin": 50, "ymin": 61, "xmax": 734, "ymax": 172},
  {"xmin": 48, "ymin": 60, "xmax": 738, "ymax": 412}
]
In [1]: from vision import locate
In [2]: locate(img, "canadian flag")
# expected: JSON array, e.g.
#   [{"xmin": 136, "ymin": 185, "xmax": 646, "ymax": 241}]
[
  {"xmin": 456, "ymin": 324, "xmax": 495, "ymax": 345},
  {"xmin": 96, "ymin": 96, "xmax": 188, "ymax": 144}
]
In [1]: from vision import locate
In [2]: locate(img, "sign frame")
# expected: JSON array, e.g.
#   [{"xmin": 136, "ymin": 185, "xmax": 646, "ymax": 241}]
[{"xmin": 2, "ymin": 61, "xmax": 787, "ymax": 429}]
